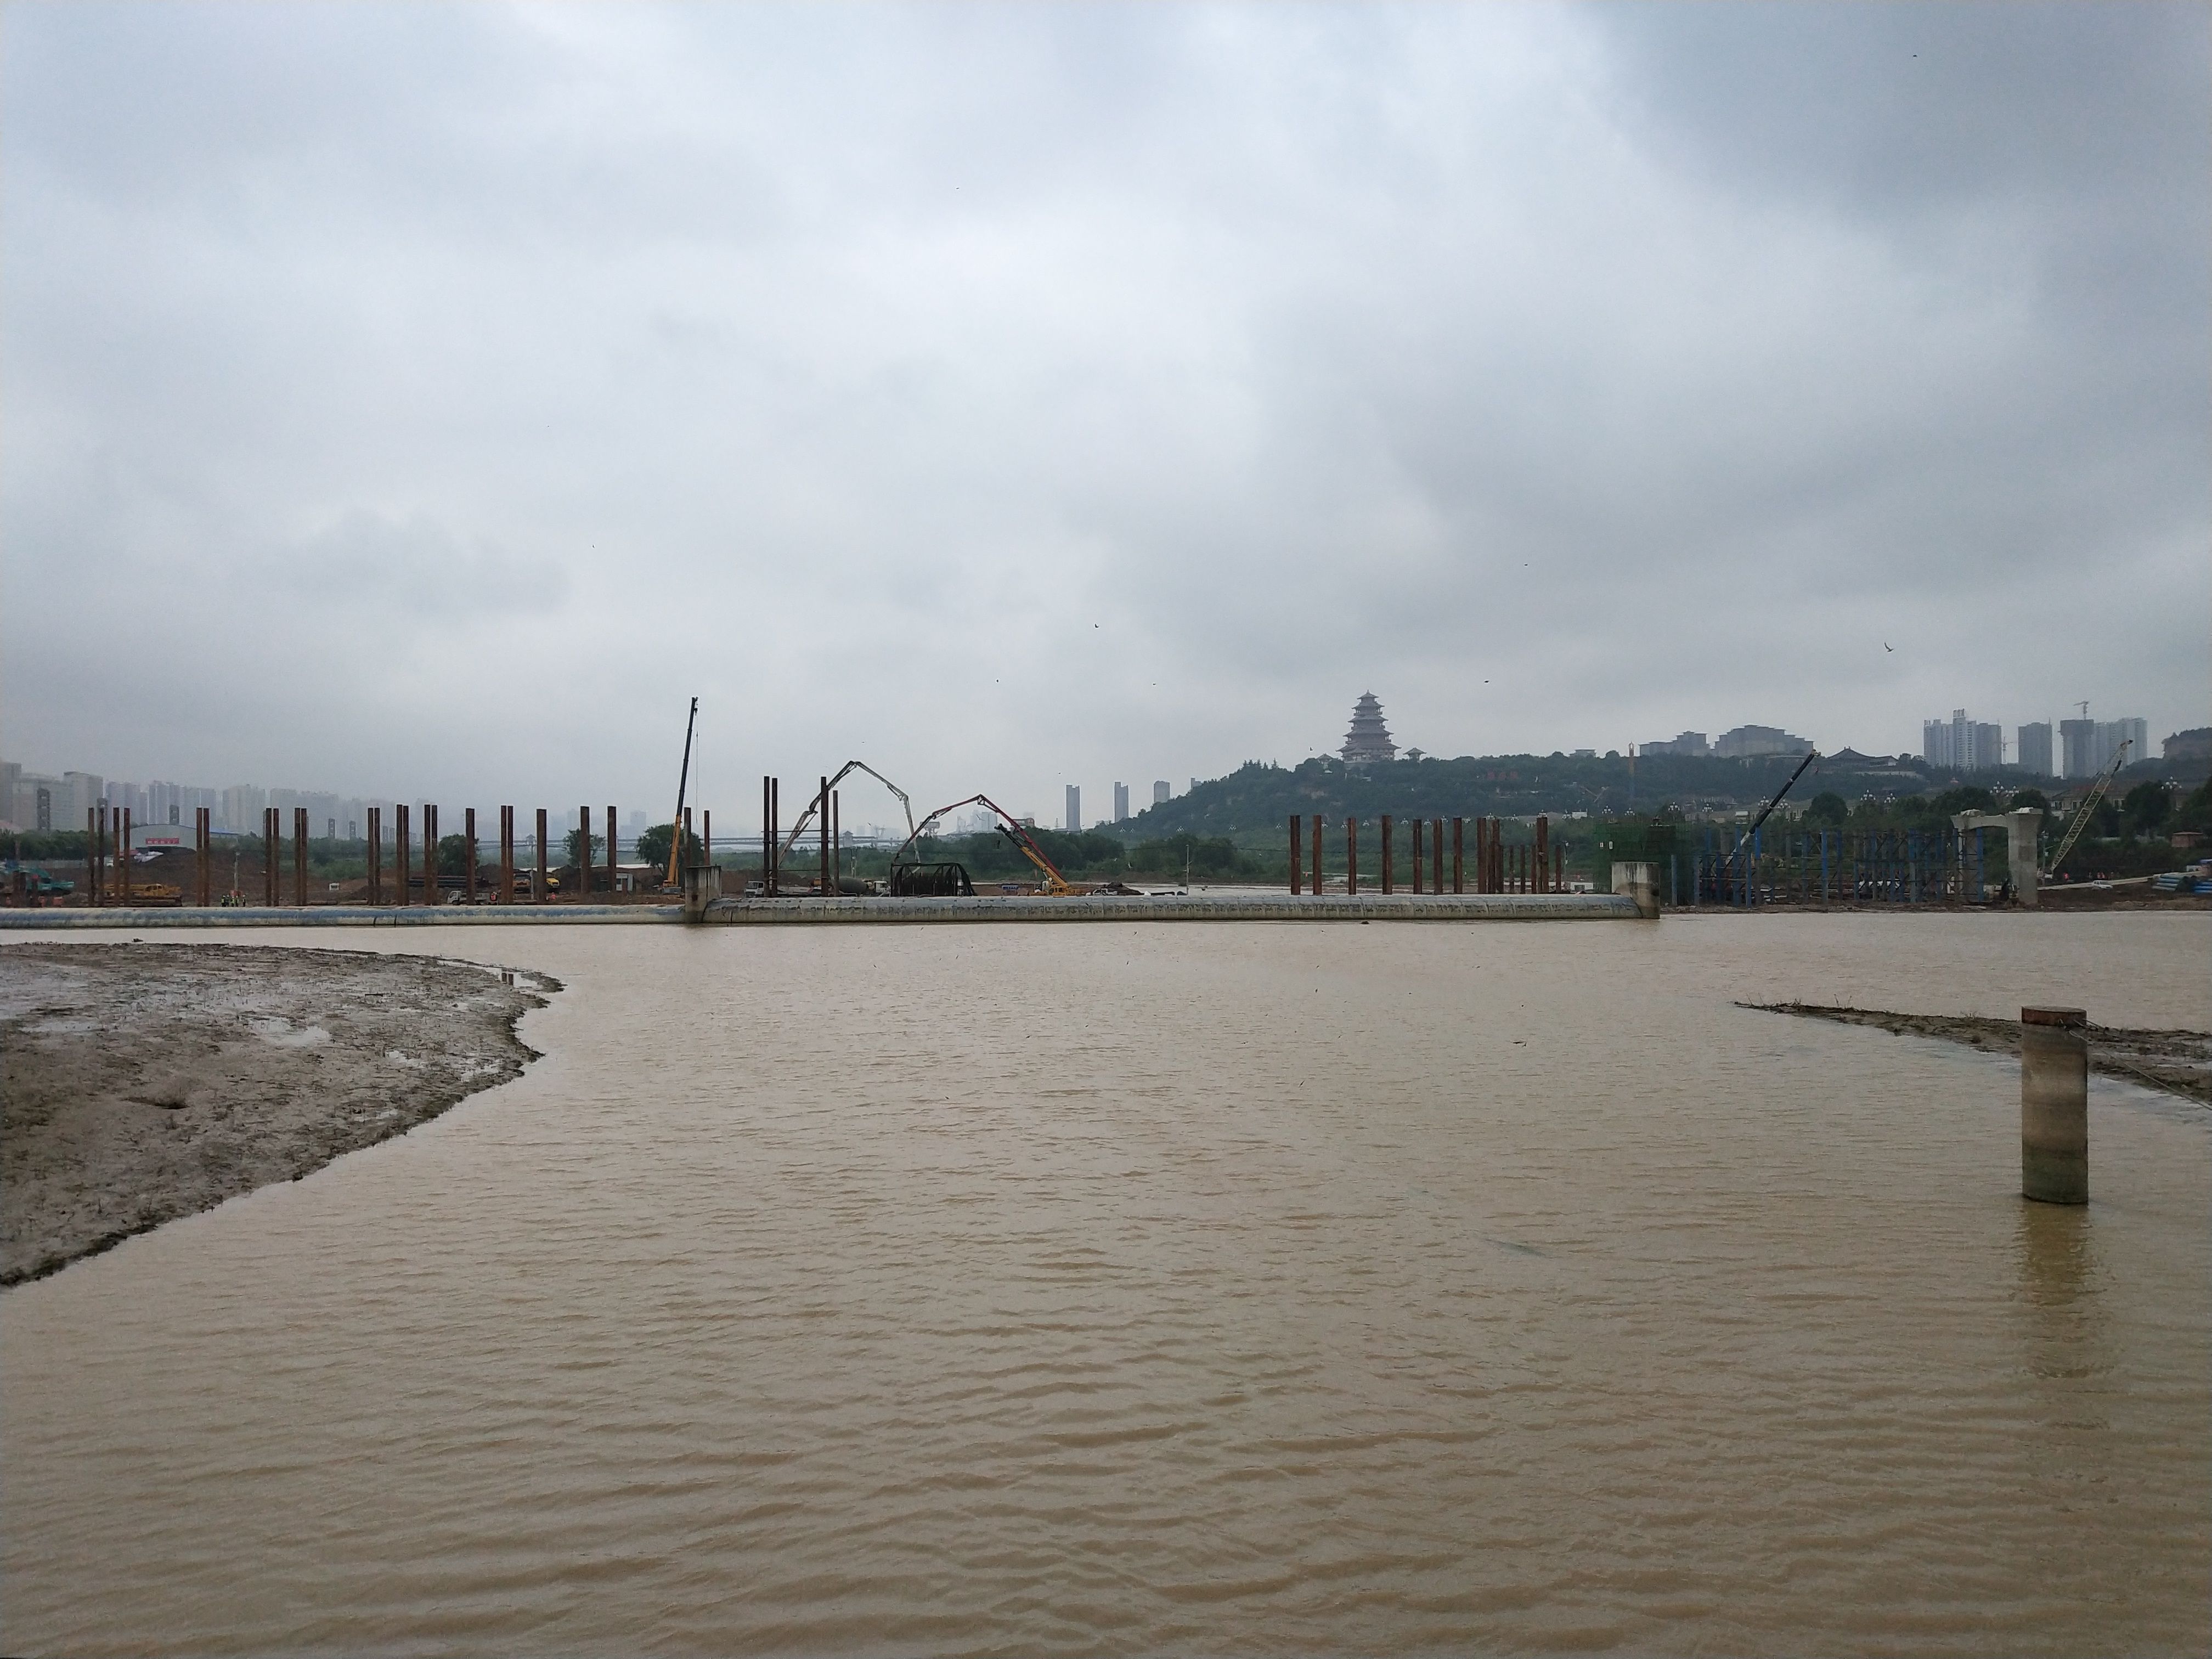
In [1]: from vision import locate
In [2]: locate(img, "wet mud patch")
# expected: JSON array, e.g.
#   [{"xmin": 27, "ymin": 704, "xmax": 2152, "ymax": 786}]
[
  {"xmin": 1, "ymin": 943, "xmax": 560, "ymax": 1286},
  {"xmin": 1743, "ymin": 1001, "xmax": 2212, "ymax": 1108}
]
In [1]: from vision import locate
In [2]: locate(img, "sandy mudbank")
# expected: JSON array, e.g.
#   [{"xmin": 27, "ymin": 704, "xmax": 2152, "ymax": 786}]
[
  {"xmin": 1, "ymin": 943, "xmax": 560, "ymax": 1286},
  {"xmin": 1746, "ymin": 1001, "xmax": 2212, "ymax": 1107}
]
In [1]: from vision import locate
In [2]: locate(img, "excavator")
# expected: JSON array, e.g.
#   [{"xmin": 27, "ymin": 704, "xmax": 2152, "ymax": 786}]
[{"xmin": 890, "ymin": 793, "xmax": 1076, "ymax": 895}]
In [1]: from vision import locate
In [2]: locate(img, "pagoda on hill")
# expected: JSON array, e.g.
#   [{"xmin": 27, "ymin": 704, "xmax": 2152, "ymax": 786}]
[{"xmin": 1340, "ymin": 691, "xmax": 1397, "ymax": 767}]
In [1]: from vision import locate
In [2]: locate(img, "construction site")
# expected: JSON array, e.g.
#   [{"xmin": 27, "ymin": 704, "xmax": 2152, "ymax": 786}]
[{"xmin": 8, "ymin": 692, "xmax": 2201, "ymax": 926}]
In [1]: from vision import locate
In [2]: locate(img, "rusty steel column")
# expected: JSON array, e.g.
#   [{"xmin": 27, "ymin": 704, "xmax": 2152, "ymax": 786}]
[
  {"xmin": 397, "ymin": 805, "xmax": 411, "ymax": 906},
  {"xmin": 605, "ymin": 806, "xmax": 617, "ymax": 895},
  {"xmin": 1380, "ymin": 814, "xmax": 1393, "ymax": 894},
  {"xmin": 424, "ymin": 805, "xmax": 439, "ymax": 903},
  {"xmin": 367, "ymin": 806, "xmax": 382, "ymax": 904},
  {"xmin": 294, "ymin": 806, "xmax": 308, "ymax": 906},
  {"xmin": 1431, "ymin": 819, "xmax": 1443, "ymax": 894},
  {"xmin": 831, "ymin": 793, "xmax": 840, "ymax": 890},
  {"xmin": 500, "ymin": 806, "xmax": 515, "ymax": 902},
  {"xmin": 770, "ymin": 778, "xmax": 781, "ymax": 894},
  {"xmin": 1452, "ymin": 816, "xmax": 1464, "ymax": 894},
  {"xmin": 84, "ymin": 808, "xmax": 97, "ymax": 907},
  {"xmin": 120, "ymin": 807, "xmax": 132, "ymax": 905},
  {"xmin": 1289, "ymin": 815, "xmax": 1302, "ymax": 894},
  {"xmin": 762, "ymin": 776, "xmax": 772, "ymax": 893},
  {"xmin": 1410, "ymin": 817, "xmax": 1422, "ymax": 894},
  {"xmin": 1346, "ymin": 818, "xmax": 1358, "ymax": 896},
  {"xmin": 260, "ymin": 808, "xmax": 275, "ymax": 905},
  {"xmin": 196, "ymin": 806, "xmax": 211, "ymax": 906},
  {"xmin": 462, "ymin": 808, "xmax": 477, "ymax": 904},
  {"xmin": 575, "ymin": 807, "xmax": 591, "ymax": 899},
  {"xmin": 1535, "ymin": 815, "xmax": 1550, "ymax": 894},
  {"xmin": 818, "ymin": 776, "xmax": 830, "ymax": 895},
  {"xmin": 535, "ymin": 808, "xmax": 548, "ymax": 902}
]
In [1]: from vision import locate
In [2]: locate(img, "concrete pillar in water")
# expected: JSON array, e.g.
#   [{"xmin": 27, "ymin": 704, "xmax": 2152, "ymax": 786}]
[
  {"xmin": 1611, "ymin": 860, "xmax": 1659, "ymax": 919},
  {"xmin": 2021, "ymin": 1006, "xmax": 2088, "ymax": 1204}
]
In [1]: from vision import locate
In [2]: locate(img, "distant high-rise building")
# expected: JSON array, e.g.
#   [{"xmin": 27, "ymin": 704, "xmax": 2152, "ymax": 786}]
[
  {"xmin": 2059, "ymin": 717, "xmax": 2098, "ymax": 779},
  {"xmin": 1153, "ymin": 780, "xmax": 1170, "ymax": 806},
  {"xmin": 2096, "ymin": 717, "xmax": 2147, "ymax": 773},
  {"xmin": 1340, "ymin": 692, "xmax": 1397, "ymax": 766},
  {"xmin": 1714, "ymin": 724, "xmax": 1812, "ymax": 759},
  {"xmin": 1968, "ymin": 722, "xmax": 2004, "ymax": 770},
  {"xmin": 1643, "ymin": 731, "xmax": 1709, "ymax": 758},
  {"xmin": 1921, "ymin": 710, "xmax": 2002, "ymax": 771},
  {"xmin": 2017, "ymin": 723, "xmax": 2053, "ymax": 776},
  {"xmin": 1065, "ymin": 785, "xmax": 1080, "ymax": 834},
  {"xmin": 1113, "ymin": 782, "xmax": 1129, "ymax": 822}
]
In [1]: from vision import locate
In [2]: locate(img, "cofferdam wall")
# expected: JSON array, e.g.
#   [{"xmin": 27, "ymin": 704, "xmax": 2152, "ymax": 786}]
[{"xmin": 698, "ymin": 892, "xmax": 1642, "ymax": 923}]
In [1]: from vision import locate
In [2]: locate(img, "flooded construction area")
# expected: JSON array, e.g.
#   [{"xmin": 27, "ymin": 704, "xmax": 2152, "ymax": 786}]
[{"xmin": 3, "ymin": 912, "xmax": 2207, "ymax": 1656}]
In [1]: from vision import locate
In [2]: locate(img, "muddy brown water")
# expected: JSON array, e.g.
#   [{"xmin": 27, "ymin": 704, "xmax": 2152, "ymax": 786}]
[{"xmin": 3, "ymin": 914, "xmax": 2206, "ymax": 1656}]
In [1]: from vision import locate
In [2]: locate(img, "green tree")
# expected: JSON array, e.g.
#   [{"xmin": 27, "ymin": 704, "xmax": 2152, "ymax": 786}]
[
  {"xmin": 2010, "ymin": 788, "xmax": 2050, "ymax": 812},
  {"xmin": 634, "ymin": 822, "xmax": 702, "ymax": 871},
  {"xmin": 1931, "ymin": 786, "xmax": 1996, "ymax": 817},
  {"xmin": 436, "ymin": 833, "xmax": 472, "ymax": 875},
  {"xmin": 2121, "ymin": 781, "xmax": 2172, "ymax": 833},
  {"xmin": 2176, "ymin": 778, "xmax": 2212, "ymax": 833},
  {"xmin": 562, "ymin": 827, "xmax": 605, "ymax": 867},
  {"xmin": 1804, "ymin": 791, "xmax": 1848, "ymax": 827}
]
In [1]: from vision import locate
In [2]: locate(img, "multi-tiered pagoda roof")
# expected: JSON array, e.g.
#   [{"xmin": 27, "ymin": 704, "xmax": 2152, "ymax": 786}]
[{"xmin": 1340, "ymin": 692, "xmax": 1397, "ymax": 766}]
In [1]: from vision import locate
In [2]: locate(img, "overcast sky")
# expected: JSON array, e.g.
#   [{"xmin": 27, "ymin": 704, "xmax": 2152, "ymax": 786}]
[{"xmin": 4, "ymin": 2, "xmax": 2204, "ymax": 827}]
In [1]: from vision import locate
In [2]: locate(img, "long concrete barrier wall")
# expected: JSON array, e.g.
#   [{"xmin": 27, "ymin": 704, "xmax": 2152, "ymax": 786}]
[
  {"xmin": 0, "ymin": 905, "xmax": 681, "ymax": 930},
  {"xmin": 699, "ymin": 892, "xmax": 1641, "ymax": 923},
  {"xmin": 0, "ymin": 893, "xmax": 1643, "ymax": 930}
]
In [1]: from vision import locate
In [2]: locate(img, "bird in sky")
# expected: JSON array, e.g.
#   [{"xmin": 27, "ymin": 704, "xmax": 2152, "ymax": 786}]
[{"xmin": 1883, "ymin": 642, "xmax": 1894, "ymax": 652}]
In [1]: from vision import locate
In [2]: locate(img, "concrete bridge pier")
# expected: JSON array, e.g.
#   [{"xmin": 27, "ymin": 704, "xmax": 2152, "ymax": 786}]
[
  {"xmin": 1953, "ymin": 807, "xmax": 2046, "ymax": 906},
  {"xmin": 2021, "ymin": 1006, "xmax": 2089, "ymax": 1204},
  {"xmin": 1611, "ymin": 861, "xmax": 1660, "ymax": 919}
]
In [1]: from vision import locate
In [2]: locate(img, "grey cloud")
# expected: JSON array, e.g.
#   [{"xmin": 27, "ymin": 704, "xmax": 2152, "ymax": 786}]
[{"xmin": 2, "ymin": 4, "xmax": 2202, "ymax": 815}]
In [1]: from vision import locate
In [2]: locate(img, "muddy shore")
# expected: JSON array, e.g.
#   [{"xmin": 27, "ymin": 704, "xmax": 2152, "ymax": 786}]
[
  {"xmin": 1, "ymin": 943, "xmax": 558, "ymax": 1286},
  {"xmin": 1746, "ymin": 1001, "xmax": 2212, "ymax": 1105}
]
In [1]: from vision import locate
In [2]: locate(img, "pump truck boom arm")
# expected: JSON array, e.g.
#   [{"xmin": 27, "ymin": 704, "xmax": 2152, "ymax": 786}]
[
  {"xmin": 665, "ymin": 696, "xmax": 699, "ymax": 887},
  {"xmin": 777, "ymin": 760, "xmax": 919, "ymax": 865},
  {"xmin": 891, "ymin": 793, "xmax": 1075, "ymax": 894},
  {"xmin": 1723, "ymin": 749, "xmax": 1819, "ymax": 869},
  {"xmin": 2041, "ymin": 738, "xmax": 2130, "ymax": 877}
]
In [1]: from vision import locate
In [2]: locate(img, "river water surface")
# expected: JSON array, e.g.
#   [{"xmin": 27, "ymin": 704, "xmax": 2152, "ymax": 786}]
[{"xmin": 4, "ymin": 912, "xmax": 2207, "ymax": 1655}]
